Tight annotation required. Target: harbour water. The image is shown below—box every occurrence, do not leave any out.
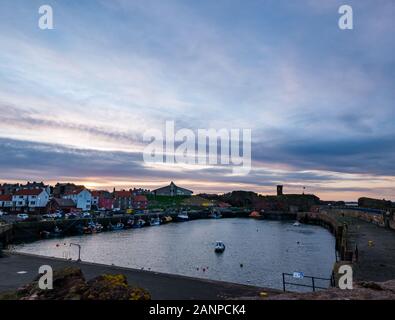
[14,218,336,291]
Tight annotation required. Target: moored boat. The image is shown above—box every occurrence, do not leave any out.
[125,219,134,228]
[150,217,161,226]
[209,209,222,219]
[40,226,63,238]
[132,218,145,228]
[162,216,173,223]
[177,210,189,222]
[214,241,226,253]
[249,211,262,219]
[108,222,124,231]
[86,221,103,233]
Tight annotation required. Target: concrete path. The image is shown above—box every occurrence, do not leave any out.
[0,253,278,300]
[344,217,395,282]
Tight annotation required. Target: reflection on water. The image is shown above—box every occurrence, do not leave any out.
[15,218,336,291]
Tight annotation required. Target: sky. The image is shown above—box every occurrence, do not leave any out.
[0,0,394,201]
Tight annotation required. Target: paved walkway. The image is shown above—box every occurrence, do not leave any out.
[0,253,278,300]
[344,216,395,282]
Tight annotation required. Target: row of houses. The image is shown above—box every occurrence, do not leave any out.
[0,181,194,214]
[0,187,148,214]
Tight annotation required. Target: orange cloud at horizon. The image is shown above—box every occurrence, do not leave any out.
[1,176,394,202]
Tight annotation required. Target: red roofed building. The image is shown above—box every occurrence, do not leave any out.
[0,194,13,210]
[133,195,148,210]
[113,190,133,210]
[12,188,50,213]
[91,190,113,210]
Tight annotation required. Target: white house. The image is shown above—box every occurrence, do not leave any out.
[62,188,92,211]
[12,189,50,211]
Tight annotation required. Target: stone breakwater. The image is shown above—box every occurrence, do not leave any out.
[266,279,395,300]
[298,208,395,284]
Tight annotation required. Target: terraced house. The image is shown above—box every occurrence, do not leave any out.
[0,194,13,211]
[11,189,50,213]
[113,190,133,210]
[62,188,92,211]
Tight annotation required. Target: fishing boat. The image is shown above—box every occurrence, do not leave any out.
[215,241,226,253]
[40,226,63,238]
[162,216,173,223]
[150,217,161,226]
[132,218,145,228]
[293,221,301,227]
[86,221,103,233]
[53,226,63,236]
[249,211,262,219]
[177,210,189,222]
[125,219,134,228]
[94,222,103,233]
[209,209,222,219]
[108,222,124,231]
[83,225,93,234]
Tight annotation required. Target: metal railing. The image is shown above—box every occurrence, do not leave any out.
[282,272,335,292]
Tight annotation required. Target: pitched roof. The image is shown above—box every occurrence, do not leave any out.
[114,191,132,198]
[63,188,88,196]
[0,195,12,201]
[91,191,101,197]
[153,181,193,193]
[13,189,44,196]
[52,198,76,207]
[134,195,147,202]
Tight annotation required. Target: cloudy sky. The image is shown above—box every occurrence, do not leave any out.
[0,0,394,200]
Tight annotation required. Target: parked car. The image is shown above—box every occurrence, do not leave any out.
[54,212,63,219]
[17,214,29,220]
[65,213,78,219]
[0,211,7,216]
[82,212,91,218]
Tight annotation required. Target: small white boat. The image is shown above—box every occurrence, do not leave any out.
[108,222,124,231]
[132,219,145,228]
[215,241,226,253]
[293,221,301,227]
[177,210,189,222]
[209,209,222,219]
[150,217,161,226]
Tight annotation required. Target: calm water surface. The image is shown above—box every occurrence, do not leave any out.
[15,218,336,290]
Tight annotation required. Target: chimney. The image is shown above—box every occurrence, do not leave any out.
[277,185,283,196]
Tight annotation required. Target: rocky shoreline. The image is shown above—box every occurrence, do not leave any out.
[0,267,150,300]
